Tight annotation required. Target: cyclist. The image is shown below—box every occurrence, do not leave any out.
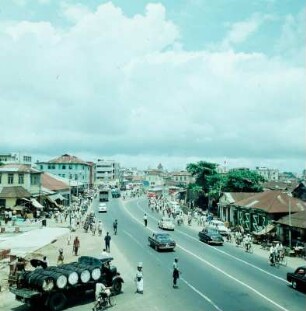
[244,234,252,252]
[269,244,277,266]
[276,241,284,261]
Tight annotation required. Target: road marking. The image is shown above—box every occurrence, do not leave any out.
[123,202,224,311]
[124,200,291,311]
[135,200,287,283]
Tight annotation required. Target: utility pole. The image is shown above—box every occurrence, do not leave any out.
[288,195,292,249]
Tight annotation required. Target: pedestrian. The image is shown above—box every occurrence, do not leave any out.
[172,258,180,288]
[143,213,148,227]
[42,256,49,269]
[135,262,144,294]
[104,232,111,252]
[57,248,64,265]
[113,219,118,235]
[73,236,80,256]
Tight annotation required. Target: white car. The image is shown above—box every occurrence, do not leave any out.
[158,217,175,231]
[98,203,107,213]
[206,220,229,236]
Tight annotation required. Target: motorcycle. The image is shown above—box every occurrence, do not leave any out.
[92,291,113,311]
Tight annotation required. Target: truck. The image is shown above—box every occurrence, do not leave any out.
[99,190,109,202]
[9,255,123,311]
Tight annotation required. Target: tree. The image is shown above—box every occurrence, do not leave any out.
[224,169,265,192]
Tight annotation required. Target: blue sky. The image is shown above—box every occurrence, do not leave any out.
[0,0,305,172]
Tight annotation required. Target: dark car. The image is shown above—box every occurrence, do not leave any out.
[287,266,306,291]
[198,228,224,245]
[148,232,176,251]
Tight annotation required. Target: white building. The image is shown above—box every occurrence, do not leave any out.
[96,159,120,185]
[255,167,279,181]
[0,152,32,165]
[36,154,91,189]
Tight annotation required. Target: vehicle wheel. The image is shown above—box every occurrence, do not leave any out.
[292,280,298,290]
[48,292,67,311]
[112,279,122,294]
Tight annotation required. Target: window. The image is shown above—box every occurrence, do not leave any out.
[69,165,72,169]
[8,174,14,184]
[30,174,39,185]
[0,174,2,184]
[62,165,66,169]
[18,174,24,184]
[40,165,43,170]
[52,165,55,169]
[48,165,51,169]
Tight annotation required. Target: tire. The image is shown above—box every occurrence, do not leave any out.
[292,280,298,290]
[112,279,122,294]
[48,292,67,311]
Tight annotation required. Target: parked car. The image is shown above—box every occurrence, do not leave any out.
[206,220,230,236]
[158,217,175,231]
[98,203,107,213]
[198,228,224,245]
[287,266,306,291]
[148,232,176,251]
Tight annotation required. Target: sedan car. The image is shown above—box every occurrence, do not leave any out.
[158,217,175,231]
[206,220,230,236]
[148,232,176,251]
[198,229,224,245]
[98,203,107,213]
[287,266,306,291]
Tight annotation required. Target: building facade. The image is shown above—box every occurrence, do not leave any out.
[96,159,120,185]
[0,152,32,165]
[255,167,279,181]
[36,154,91,190]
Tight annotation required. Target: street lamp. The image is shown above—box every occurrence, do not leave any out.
[288,195,292,249]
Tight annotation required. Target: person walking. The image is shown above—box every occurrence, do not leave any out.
[104,232,111,252]
[143,214,148,227]
[113,219,118,235]
[172,258,180,288]
[73,236,80,256]
[135,262,144,294]
[57,248,64,265]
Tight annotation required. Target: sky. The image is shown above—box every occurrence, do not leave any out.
[0,0,305,173]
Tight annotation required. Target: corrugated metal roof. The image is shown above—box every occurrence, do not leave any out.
[276,210,306,229]
[0,186,31,198]
[235,190,306,214]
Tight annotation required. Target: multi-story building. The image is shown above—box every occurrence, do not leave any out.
[255,167,279,181]
[36,154,91,190]
[170,171,194,186]
[0,152,32,165]
[96,159,120,185]
[144,169,165,188]
[0,164,42,208]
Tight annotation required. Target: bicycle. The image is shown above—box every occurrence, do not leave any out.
[245,243,253,253]
[277,251,287,266]
[92,291,115,311]
[269,253,280,268]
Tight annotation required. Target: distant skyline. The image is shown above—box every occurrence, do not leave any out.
[0,1,305,173]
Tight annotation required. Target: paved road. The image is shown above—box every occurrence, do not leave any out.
[1,195,305,311]
[98,196,306,311]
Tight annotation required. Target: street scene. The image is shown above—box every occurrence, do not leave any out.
[0,0,305,311]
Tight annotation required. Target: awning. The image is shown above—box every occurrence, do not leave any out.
[253,224,275,236]
[10,205,24,211]
[49,193,68,201]
[46,196,60,208]
[31,198,44,209]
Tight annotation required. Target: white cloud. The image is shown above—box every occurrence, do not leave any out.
[221,14,269,49]
[0,3,304,172]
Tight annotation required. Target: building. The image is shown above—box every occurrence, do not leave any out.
[36,154,91,192]
[0,164,43,212]
[0,152,32,165]
[170,171,194,186]
[96,159,120,185]
[255,167,279,181]
[144,169,165,188]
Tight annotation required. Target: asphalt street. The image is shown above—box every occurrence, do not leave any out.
[1,195,305,311]
[98,196,306,311]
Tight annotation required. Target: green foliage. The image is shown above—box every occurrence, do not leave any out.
[186,162,265,205]
[223,169,265,192]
